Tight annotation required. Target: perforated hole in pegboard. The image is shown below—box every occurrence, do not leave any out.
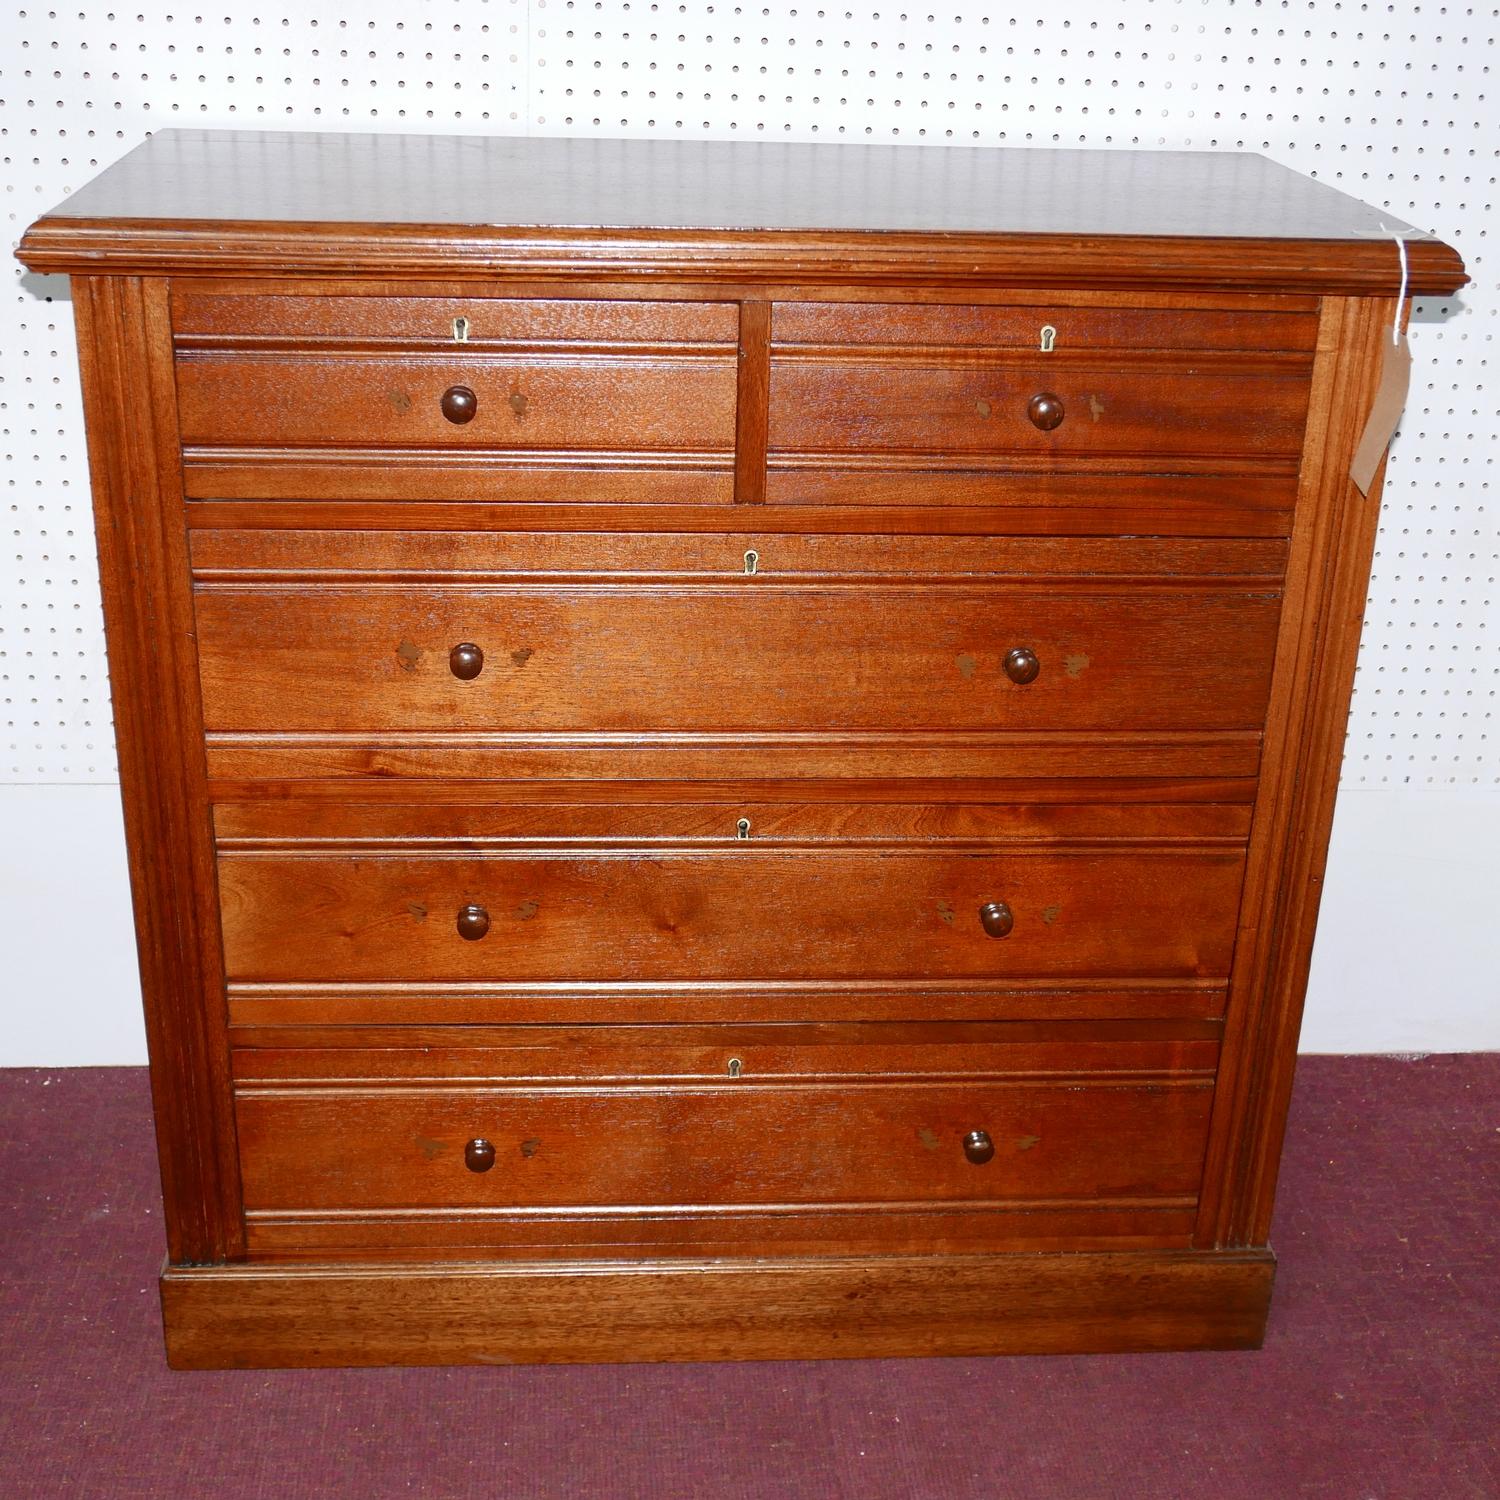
[2,1,1495,784]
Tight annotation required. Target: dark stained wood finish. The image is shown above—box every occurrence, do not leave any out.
[192,581,1282,736]
[21,130,1462,1368]
[437,385,478,426]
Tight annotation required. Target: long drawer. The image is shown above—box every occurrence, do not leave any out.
[232,1036,1217,1253]
[217,842,1245,986]
[193,580,1281,736]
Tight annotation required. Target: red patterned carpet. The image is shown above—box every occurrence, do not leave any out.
[1,1055,1496,1499]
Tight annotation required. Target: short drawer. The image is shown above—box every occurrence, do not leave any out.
[767,355,1311,465]
[176,352,736,452]
[172,293,739,503]
[766,299,1315,506]
[193,579,1281,736]
[171,292,740,348]
[233,1042,1216,1217]
[772,301,1319,355]
[216,843,1245,986]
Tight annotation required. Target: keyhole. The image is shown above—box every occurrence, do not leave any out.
[736,817,751,840]
[727,1057,743,1079]
[453,316,470,342]
[744,549,759,575]
[1039,324,1058,353]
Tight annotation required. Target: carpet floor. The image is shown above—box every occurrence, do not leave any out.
[1,1055,1495,1500]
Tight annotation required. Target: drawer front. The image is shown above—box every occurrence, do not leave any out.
[768,355,1311,464]
[171,292,740,348]
[235,1059,1215,1215]
[172,293,739,503]
[176,354,736,451]
[217,845,1245,985]
[214,796,1254,849]
[766,299,1314,507]
[771,301,1320,354]
[189,528,1290,583]
[194,582,1281,735]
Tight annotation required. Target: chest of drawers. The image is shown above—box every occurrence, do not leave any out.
[19,131,1465,1368]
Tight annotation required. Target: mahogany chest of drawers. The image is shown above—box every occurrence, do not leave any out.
[19,130,1465,1368]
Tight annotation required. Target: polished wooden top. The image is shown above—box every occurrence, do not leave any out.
[17,128,1465,293]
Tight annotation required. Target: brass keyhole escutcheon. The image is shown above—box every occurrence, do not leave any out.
[727,1057,744,1079]
[744,549,759,576]
[736,817,751,840]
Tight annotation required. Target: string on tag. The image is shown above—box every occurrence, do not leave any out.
[1381,224,1410,346]
[1350,229,1417,495]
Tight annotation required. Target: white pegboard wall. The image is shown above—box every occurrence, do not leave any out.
[2,1,1495,785]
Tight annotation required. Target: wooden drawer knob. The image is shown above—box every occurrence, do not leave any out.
[1003,646,1040,685]
[963,1130,996,1165]
[440,385,479,424]
[449,642,484,680]
[456,904,491,941]
[1027,392,1065,431]
[464,1138,496,1173]
[979,901,1014,939]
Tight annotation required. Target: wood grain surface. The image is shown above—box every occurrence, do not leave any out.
[216,843,1245,985]
[159,1249,1276,1367]
[176,353,736,451]
[18,129,1465,294]
[192,581,1282,735]
[234,1072,1213,1212]
[20,130,1463,1366]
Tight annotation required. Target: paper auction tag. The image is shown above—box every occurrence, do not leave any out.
[1350,335,1413,496]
